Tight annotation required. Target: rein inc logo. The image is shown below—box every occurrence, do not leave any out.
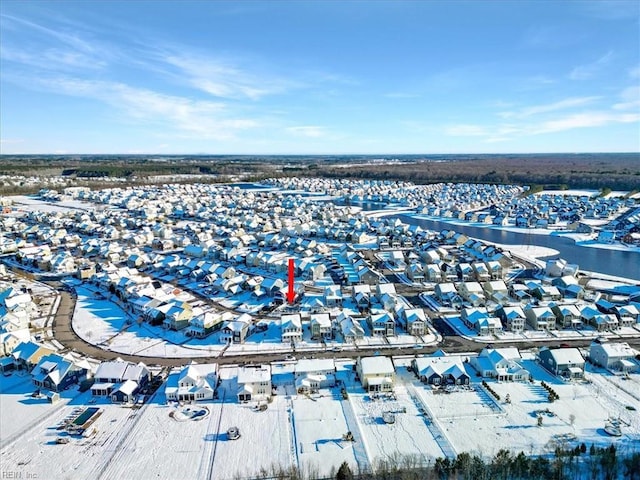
[2,472,38,479]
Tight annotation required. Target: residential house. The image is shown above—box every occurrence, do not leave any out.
[91,360,150,399]
[356,356,395,392]
[165,363,218,402]
[524,306,557,331]
[470,348,530,381]
[495,305,526,333]
[485,261,503,280]
[458,282,486,307]
[399,308,427,336]
[530,284,562,302]
[281,313,303,343]
[472,262,490,282]
[589,339,638,372]
[550,304,583,329]
[412,356,469,385]
[162,301,195,331]
[31,354,88,392]
[221,314,252,344]
[435,283,458,305]
[339,315,364,343]
[482,280,509,304]
[368,311,395,337]
[295,358,336,393]
[406,263,425,282]
[309,313,332,340]
[237,365,271,402]
[324,285,342,307]
[186,311,228,338]
[11,341,56,371]
[614,304,640,327]
[461,307,502,336]
[579,304,619,332]
[262,277,285,297]
[456,263,474,281]
[538,347,585,379]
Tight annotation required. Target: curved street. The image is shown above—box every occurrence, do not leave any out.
[50,287,640,368]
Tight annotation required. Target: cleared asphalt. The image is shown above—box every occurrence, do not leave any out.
[49,288,640,368]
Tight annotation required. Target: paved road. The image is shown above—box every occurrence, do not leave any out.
[26,273,640,367]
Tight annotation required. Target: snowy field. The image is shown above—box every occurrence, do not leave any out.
[411,360,640,459]
[292,394,358,477]
[72,286,435,360]
[0,373,80,445]
[2,363,639,479]
[9,195,96,213]
[347,385,447,465]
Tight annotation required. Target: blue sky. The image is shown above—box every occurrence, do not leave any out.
[1,1,639,154]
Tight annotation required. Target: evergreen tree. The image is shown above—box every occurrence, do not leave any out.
[336,461,354,480]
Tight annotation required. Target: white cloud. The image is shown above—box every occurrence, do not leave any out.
[41,77,259,139]
[533,111,639,134]
[499,96,601,119]
[613,86,640,111]
[160,53,297,100]
[286,126,327,138]
[569,51,614,80]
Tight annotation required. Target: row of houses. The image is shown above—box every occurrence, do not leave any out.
[460,298,640,337]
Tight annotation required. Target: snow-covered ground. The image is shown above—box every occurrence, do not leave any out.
[292,394,358,477]
[71,286,436,360]
[9,195,96,213]
[2,361,639,479]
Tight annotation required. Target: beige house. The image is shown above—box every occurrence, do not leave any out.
[356,356,395,392]
[237,365,272,402]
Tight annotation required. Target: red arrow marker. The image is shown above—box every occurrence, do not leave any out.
[287,258,296,304]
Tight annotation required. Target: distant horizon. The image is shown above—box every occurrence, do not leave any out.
[1,151,639,157]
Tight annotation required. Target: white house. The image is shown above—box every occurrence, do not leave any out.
[294,358,336,393]
[470,348,530,382]
[339,315,364,343]
[412,355,470,385]
[356,356,395,392]
[538,347,585,379]
[91,360,151,399]
[400,308,427,336]
[237,365,272,402]
[309,313,332,340]
[165,363,218,402]
[281,313,303,343]
[589,339,638,372]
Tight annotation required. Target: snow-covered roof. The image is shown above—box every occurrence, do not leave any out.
[237,365,271,384]
[593,342,637,359]
[295,358,335,375]
[114,379,138,396]
[359,356,395,376]
[95,361,129,380]
[544,347,584,365]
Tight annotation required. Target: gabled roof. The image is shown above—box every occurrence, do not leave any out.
[541,347,584,365]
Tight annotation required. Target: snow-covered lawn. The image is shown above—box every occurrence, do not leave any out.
[0,389,138,480]
[0,372,79,444]
[73,287,130,347]
[2,365,639,479]
[99,394,223,480]
[407,358,640,459]
[292,393,358,477]
[211,396,293,480]
[348,385,446,465]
